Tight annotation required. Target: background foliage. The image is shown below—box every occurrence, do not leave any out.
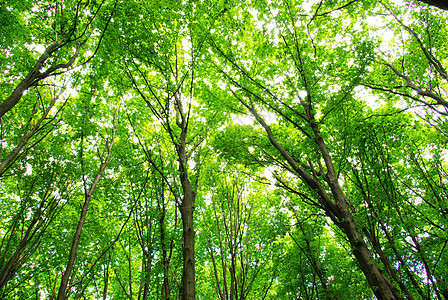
[1,0,447,299]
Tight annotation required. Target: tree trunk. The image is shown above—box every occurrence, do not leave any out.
[364,228,414,299]
[56,164,106,300]
[179,172,196,300]
[319,149,402,300]
[56,190,94,300]
[175,93,197,300]
[307,113,403,300]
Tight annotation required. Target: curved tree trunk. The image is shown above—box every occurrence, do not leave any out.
[246,101,403,300]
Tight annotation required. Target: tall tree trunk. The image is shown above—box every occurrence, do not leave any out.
[334,201,401,300]
[174,92,197,300]
[140,223,153,300]
[179,167,196,300]
[352,168,426,300]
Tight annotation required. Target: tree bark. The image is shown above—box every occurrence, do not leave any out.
[179,163,196,300]
[335,202,401,300]
[0,78,36,119]
[102,250,112,300]
[174,92,197,300]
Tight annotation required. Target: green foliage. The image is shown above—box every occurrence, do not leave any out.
[1,0,448,299]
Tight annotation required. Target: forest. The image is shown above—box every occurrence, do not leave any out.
[0,0,448,299]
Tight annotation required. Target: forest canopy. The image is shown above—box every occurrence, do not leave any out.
[1,0,448,299]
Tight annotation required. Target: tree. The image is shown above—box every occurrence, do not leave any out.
[207,0,403,297]
[198,169,278,300]
[98,1,228,298]
[206,0,448,298]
